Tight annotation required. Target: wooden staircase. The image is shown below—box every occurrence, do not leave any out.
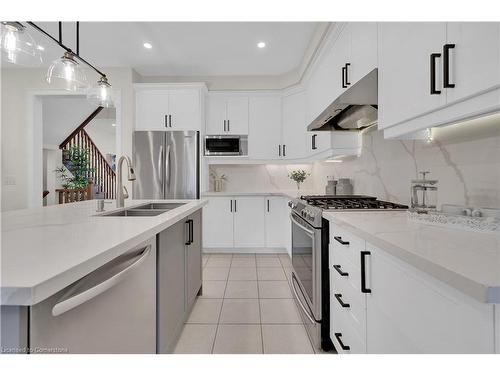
[59,107,116,199]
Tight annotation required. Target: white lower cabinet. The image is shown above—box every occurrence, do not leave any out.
[329,223,496,354]
[265,196,288,248]
[202,197,234,248]
[203,195,288,252]
[233,197,266,247]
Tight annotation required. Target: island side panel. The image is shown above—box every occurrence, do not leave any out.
[1,306,29,354]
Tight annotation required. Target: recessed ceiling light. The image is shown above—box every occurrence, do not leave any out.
[143,42,152,49]
[257,41,266,49]
[111,123,116,127]
[36,45,44,51]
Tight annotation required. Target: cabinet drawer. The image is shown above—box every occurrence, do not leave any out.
[331,269,366,340]
[331,294,366,354]
[330,244,361,292]
[330,225,365,267]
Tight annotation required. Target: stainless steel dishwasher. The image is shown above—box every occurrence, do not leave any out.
[28,239,156,354]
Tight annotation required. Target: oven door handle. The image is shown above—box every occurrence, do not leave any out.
[291,273,321,324]
[290,214,315,237]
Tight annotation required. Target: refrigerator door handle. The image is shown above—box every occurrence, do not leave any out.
[164,144,171,197]
[159,145,165,197]
[51,246,152,317]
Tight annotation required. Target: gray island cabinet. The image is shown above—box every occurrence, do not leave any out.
[157,210,202,353]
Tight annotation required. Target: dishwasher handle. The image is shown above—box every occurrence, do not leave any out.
[52,245,151,317]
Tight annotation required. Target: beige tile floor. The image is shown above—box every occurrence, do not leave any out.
[174,252,315,354]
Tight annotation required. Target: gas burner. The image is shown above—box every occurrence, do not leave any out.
[299,195,408,211]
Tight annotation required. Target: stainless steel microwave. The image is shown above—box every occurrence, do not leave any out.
[204,135,248,156]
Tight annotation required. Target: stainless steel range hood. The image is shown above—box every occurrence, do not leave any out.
[307,68,378,132]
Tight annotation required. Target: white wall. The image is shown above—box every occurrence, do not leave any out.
[1,67,134,211]
[42,95,96,147]
[86,119,117,156]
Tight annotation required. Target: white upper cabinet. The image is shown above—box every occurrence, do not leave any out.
[282,90,309,159]
[445,22,500,104]
[378,22,448,130]
[248,96,282,159]
[167,89,201,131]
[226,97,250,134]
[135,90,170,130]
[135,85,203,131]
[378,22,500,137]
[206,95,249,135]
[348,22,378,85]
[206,95,227,134]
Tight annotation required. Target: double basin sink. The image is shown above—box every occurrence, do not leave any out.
[101,202,186,217]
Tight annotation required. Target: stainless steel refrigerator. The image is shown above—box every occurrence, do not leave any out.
[133,131,200,199]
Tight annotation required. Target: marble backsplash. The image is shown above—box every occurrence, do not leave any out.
[208,114,500,208]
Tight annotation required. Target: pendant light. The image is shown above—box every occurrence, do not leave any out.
[1,21,42,66]
[87,75,114,108]
[46,51,88,91]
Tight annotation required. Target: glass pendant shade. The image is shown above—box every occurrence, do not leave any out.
[1,22,42,66]
[46,52,88,91]
[87,76,114,108]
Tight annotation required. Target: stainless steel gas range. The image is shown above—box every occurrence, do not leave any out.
[288,195,408,352]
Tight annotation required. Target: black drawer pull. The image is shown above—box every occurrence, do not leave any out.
[334,333,350,351]
[361,250,371,294]
[334,236,350,246]
[443,43,455,88]
[333,264,348,277]
[430,53,442,95]
[334,293,350,308]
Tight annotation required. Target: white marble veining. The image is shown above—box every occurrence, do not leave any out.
[1,199,207,306]
[323,211,500,303]
[208,118,500,209]
[201,189,318,199]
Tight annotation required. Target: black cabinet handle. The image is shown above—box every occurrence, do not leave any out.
[223,120,227,132]
[333,264,349,277]
[164,115,168,128]
[443,44,455,88]
[189,219,193,244]
[361,250,371,293]
[267,199,270,212]
[230,199,232,212]
[283,144,286,157]
[234,199,237,212]
[334,333,350,351]
[334,236,349,246]
[184,220,191,245]
[334,293,350,308]
[227,119,230,132]
[312,134,317,150]
[278,144,282,157]
[430,53,442,95]
[168,114,172,127]
[345,63,351,85]
[341,66,347,88]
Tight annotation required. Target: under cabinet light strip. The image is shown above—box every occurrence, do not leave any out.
[26,21,107,78]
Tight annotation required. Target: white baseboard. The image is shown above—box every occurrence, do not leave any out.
[203,247,287,254]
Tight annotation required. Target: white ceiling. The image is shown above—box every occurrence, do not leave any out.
[17,22,321,76]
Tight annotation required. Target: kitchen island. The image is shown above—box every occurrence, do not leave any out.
[1,199,207,353]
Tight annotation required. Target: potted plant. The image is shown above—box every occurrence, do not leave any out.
[288,169,310,191]
[55,146,94,189]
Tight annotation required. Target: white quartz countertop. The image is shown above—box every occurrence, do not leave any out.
[323,211,500,303]
[1,199,207,306]
[201,190,319,199]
